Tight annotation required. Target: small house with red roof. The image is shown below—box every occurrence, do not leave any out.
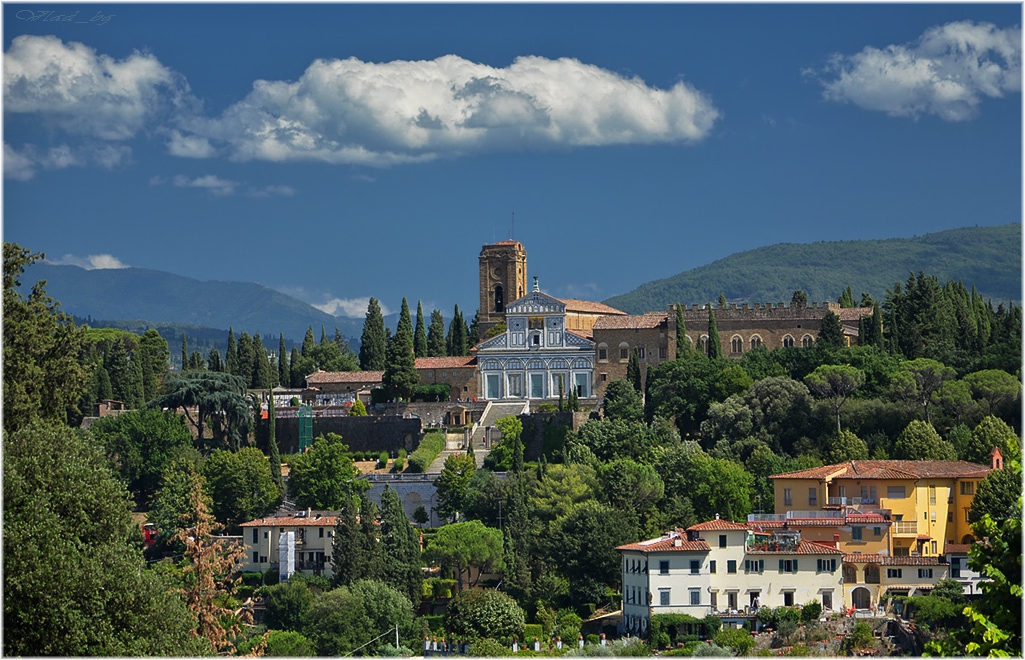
[241,510,339,580]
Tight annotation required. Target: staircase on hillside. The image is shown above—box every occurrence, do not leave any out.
[425,400,530,472]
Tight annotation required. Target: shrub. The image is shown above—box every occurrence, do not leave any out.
[445,589,525,640]
[586,634,600,645]
[413,384,452,402]
[408,433,447,472]
[845,622,874,652]
[801,599,822,622]
[264,629,316,656]
[523,624,543,642]
[349,399,368,416]
[713,626,755,655]
[687,641,733,657]
[653,632,671,650]
[264,567,280,586]
[398,448,408,459]
[776,619,799,643]
[241,571,264,587]
[377,451,389,469]
[469,638,509,657]
[786,645,812,656]
[393,456,405,472]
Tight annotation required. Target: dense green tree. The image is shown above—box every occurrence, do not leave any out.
[220,330,235,377]
[360,298,388,370]
[331,494,381,588]
[414,301,428,358]
[706,306,723,359]
[681,452,753,521]
[890,358,956,423]
[105,337,143,408]
[349,579,418,653]
[263,579,314,632]
[969,460,1022,525]
[147,451,207,547]
[427,520,505,592]
[964,369,1021,417]
[235,332,255,388]
[278,334,289,387]
[744,376,813,455]
[675,303,690,356]
[603,379,644,423]
[289,346,303,388]
[838,286,856,308]
[264,629,316,656]
[188,350,206,371]
[251,333,272,389]
[825,429,870,463]
[645,353,721,436]
[384,298,419,401]
[378,486,424,605]
[791,290,808,308]
[546,500,635,604]
[966,416,1021,466]
[207,346,222,372]
[436,452,477,521]
[468,308,481,347]
[529,463,599,524]
[267,394,284,497]
[447,304,469,357]
[181,334,189,372]
[305,587,373,656]
[932,380,979,428]
[149,371,252,452]
[138,328,170,402]
[599,458,664,535]
[445,588,525,640]
[817,311,844,348]
[4,422,207,656]
[804,364,865,432]
[427,309,447,357]
[90,408,194,507]
[892,420,957,461]
[287,433,368,509]
[202,447,280,532]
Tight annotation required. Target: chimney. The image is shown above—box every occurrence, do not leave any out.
[990,446,1004,470]
[833,533,840,549]
[715,513,720,520]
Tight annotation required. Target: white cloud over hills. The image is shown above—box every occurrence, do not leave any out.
[4,35,720,172]
[50,254,129,269]
[313,297,392,318]
[817,20,1021,121]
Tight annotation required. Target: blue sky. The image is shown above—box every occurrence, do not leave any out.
[4,3,1021,322]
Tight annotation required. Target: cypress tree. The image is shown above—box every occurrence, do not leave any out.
[706,306,723,359]
[675,303,689,357]
[252,333,271,389]
[208,347,222,372]
[226,328,238,375]
[105,339,134,403]
[236,332,254,387]
[180,334,188,372]
[278,334,289,387]
[267,394,284,498]
[301,326,316,358]
[414,301,428,358]
[359,298,387,371]
[870,302,884,348]
[447,305,468,357]
[627,348,642,392]
[839,286,856,308]
[128,351,145,408]
[289,346,302,388]
[383,298,418,401]
[818,311,844,348]
[332,494,382,588]
[428,310,447,357]
[96,364,113,401]
[379,486,424,605]
[188,351,205,371]
[791,290,808,308]
[468,309,481,347]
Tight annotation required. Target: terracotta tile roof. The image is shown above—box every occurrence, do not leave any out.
[771,460,991,481]
[414,356,476,369]
[687,519,749,532]
[306,370,383,384]
[944,543,972,555]
[559,299,627,315]
[592,312,668,330]
[618,534,711,553]
[842,553,943,566]
[845,514,890,524]
[747,540,843,555]
[837,308,874,321]
[242,513,339,527]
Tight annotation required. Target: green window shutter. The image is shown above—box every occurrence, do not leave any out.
[779,559,784,573]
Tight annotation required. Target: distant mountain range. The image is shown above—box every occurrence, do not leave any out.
[604,224,1021,314]
[21,224,1020,346]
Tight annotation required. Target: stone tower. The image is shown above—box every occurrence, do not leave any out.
[479,240,527,338]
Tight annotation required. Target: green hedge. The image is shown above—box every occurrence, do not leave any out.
[523,624,543,642]
[412,384,451,402]
[408,432,446,472]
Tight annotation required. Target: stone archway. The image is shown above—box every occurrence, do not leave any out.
[852,587,872,610]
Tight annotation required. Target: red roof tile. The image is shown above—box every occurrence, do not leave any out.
[559,299,627,315]
[306,370,383,384]
[837,308,874,321]
[771,460,990,481]
[414,356,476,369]
[618,534,711,553]
[592,312,669,330]
[944,543,972,555]
[687,519,749,532]
[842,553,943,566]
[747,540,843,555]
[242,513,339,527]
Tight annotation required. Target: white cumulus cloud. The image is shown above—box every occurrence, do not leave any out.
[173,173,238,195]
[314,297,392,318]
[180,54,719,166]
[51,253,129,269]
[4,34,192,139]
[817,20,1021,121]
[4,142,130,180]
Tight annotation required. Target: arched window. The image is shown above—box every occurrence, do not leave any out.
[699,335,709,354]
[843,564,857,584]
[731,336,743,354]
[782,335,795,348]
[750,335,762,350]
[802,334,814,348]
[597,342,608,362]
[494,285,504,313]
[619,342,630,360]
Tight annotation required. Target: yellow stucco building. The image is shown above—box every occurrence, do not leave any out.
[770,459,994,558]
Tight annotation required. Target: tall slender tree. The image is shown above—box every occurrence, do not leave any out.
[838,286,856,308]
[675,303,689,357]
[207,347,222,372]
[428,310,447,357]
[138,329,169,402]
[627,348,642,393]
[379,486,424,605]
[447,305,468,357]
[706,306,723,359]
[267,394,284,498]
[225,328,238,375]
[181,334,189,372]
[384,298,419,401]
[818,311,844,348]
[236,332,254,388]
[360,298,387,370]
[278,334,289,387]
[289,346,302,389]
[251,333,272,389]
[414,301,428,358]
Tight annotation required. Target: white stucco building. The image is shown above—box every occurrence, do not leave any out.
[475,279,596,402]
[240,510,338,579]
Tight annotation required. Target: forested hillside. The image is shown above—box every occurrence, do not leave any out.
[605,224,1021,314]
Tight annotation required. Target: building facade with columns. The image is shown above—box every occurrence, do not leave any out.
[475,279,596,402]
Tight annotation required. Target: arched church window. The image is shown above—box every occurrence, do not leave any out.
[750,335,762,350]
[494,285,504,313]
[782,335,795,348]
[802,334,814,348]
[731,336,743,353]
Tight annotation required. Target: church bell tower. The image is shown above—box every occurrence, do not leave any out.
[479,241,527,338]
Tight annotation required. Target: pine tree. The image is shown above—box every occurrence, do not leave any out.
[384,298,419,401]
[360,298,387,370]
[428,310,447,357]
[414,301,428,358]
[267,394,283,498]
[706,306,723,359]
[675,303,689,357]
[278,334,289,387]
[379,487,424,604]
[226,328,238,375]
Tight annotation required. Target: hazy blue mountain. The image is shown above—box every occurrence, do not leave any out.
[604,224,1021,314]
[22,263,371,344]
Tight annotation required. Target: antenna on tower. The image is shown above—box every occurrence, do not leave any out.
[511,212,515,241]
